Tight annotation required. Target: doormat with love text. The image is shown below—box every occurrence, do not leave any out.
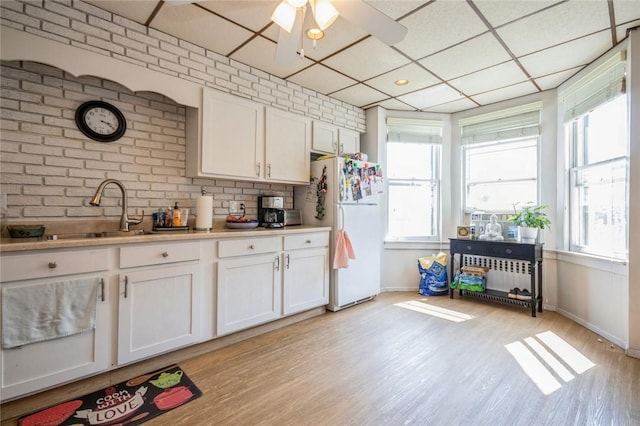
[19,364,201,426]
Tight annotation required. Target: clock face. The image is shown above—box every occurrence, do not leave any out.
[75,101,126,142]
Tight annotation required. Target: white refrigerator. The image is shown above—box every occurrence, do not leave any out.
[294,157,384,311]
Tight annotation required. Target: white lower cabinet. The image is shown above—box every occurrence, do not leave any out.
[217,253,281,335]
[0,248,110,401]
[216,236,282,335]
[117,242,201,365]
[283,233,330,315]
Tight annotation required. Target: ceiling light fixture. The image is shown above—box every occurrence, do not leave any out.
[395,79,409,86]
[272,0,339,47]
[271,1,298,33]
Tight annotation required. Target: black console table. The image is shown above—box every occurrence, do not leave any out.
[449,238,543,317]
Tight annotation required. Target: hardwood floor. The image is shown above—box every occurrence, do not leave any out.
[3,292,639,425]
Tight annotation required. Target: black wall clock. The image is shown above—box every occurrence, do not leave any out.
[75,100,126,142]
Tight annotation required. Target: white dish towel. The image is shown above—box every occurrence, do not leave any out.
[2,277,100,349]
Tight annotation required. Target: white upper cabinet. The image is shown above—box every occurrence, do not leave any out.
[265,108,311,184]
[187,88,311,184]
[188,88,264,181]
[311,120,360,155]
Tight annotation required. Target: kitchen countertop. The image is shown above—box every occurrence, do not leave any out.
[0,225,331,253]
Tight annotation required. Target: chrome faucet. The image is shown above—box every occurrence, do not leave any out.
[90,179,143,232]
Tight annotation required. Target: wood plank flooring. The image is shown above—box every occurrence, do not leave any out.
[3,292,639,425]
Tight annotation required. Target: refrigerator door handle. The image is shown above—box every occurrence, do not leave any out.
[338,205,346,230]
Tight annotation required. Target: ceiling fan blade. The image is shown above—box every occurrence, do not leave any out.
[274,9,304,64]
[162,0,198,5]
[332,0,408,45]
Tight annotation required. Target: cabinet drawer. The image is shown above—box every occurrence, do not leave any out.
[120,241,200,268]
[284,232,329,250]
[487,244,533,260]
[218,236,281,258]
[451,239,487,255]
[0,249,109,282]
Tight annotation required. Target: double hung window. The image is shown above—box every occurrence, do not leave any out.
[460,104,542,212]
[560,50,629,259]
[386,118,443,241]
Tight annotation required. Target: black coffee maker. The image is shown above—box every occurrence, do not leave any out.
[258,195,285,228]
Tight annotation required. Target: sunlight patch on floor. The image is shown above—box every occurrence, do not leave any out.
[506,331,596,395]
[394,300,473,322]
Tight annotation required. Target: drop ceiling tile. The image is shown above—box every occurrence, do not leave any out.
[321,37,411,81]
[231,36,314,79]
[419,32,511,81]
[363,1,430,20]
[473,0,559,28]
[84,0,157,25]
[394,1,488,59]
[365,63,440,97]
[449,61,528,96]
[614,1,640,23]
[288,64,357,95]
[534,66,583,91]
[496,1,611,57]
[519,31,611,79]
[396,84,463,109]
[368,98,417,111]
[471,81,539,106]
[152,3,253,56]
[330,84,388,107]
[424,97,478,114]
[197,0,279,32]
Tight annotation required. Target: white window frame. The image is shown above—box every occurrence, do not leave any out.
[560,50,629,260]
[385,118,443,242]
[460,103,542,214]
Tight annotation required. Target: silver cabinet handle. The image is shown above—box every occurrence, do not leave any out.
[249,244,255,249]
[124,276,128,298]
[286,253,290,269]
[275,256,280,271]
[162,251,169,258]
[506,249,512,254]
[48,261,57,269]
[100,277,105,302]
[267,163,271,178]
[305,240,311,244]
[256,163,261,177]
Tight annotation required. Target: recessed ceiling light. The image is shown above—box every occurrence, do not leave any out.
[395,79,409,86]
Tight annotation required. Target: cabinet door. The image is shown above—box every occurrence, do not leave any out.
[338,128,360,155]
[283,247,329,315]
[217,254,281,335]
[312,120,338,154]
[265,108,311,184]
[200,88,264,180]
[1,276,110,401]
[118,264,201,365]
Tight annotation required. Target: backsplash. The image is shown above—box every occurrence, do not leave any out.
[0,60,292,224]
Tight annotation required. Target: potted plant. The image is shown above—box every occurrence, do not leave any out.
[508,203,551,243]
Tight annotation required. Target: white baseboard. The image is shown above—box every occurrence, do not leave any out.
[380,286,417,293]
[626,348,640,359]
[556,308,627,350]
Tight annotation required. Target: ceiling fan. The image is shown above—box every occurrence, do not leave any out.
[162,0,408,64]
[270,0,408,63]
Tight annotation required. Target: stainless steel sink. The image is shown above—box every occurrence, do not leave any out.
[45,230,149,240]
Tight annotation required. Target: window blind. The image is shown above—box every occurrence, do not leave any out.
[386,117,443,144]
[559,50,627,123]
[459,103,541,145]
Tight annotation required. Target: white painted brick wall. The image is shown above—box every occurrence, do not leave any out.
[0,0,366,223]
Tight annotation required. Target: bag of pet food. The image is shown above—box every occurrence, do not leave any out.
[418,252,449,296]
